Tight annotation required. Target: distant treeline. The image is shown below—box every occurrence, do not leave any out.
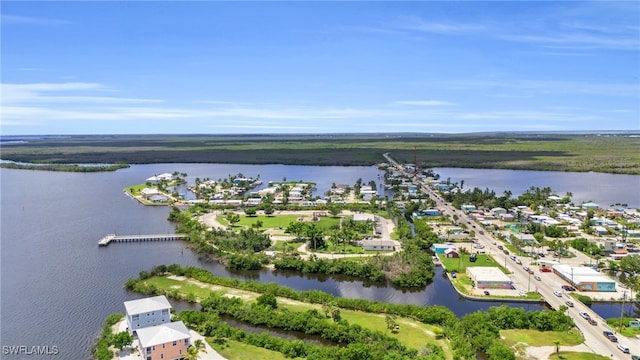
[0,163,129,172]
[2,133,639,174]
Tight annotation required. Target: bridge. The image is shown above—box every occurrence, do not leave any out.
[98,233,188,246]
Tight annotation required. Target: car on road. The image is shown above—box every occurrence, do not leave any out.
[534,275,541,281]
[538,253,545,258]
[503,250,509,255]
[527,268,534,274]
[631,354,639,360]
[617,344,630,353]
[566,301,574,307]
[540,268,552,272]
[515,258,522,265]
[519,290,526,296]
[523,266,529,271]
[603,331,618,342]
[562,285,576,291]
[554,291,562,297]
[484,290,490,296]
[579,311,590,319]
[497,245,504,250]
[588,318,598,326]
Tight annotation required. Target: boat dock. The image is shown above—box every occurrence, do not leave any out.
[98,234,188,246]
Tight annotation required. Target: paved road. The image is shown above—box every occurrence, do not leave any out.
[383,153,637,359]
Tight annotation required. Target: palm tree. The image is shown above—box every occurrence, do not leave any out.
[186,339,207,360]
[553,340,560,356]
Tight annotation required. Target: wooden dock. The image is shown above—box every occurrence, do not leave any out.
[98,234,187,246]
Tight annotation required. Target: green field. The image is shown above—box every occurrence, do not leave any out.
[499,329,583,348]
[2,133,639,174]
[234,214,341,231]
[439,253,507,273]
[140,275,452,357]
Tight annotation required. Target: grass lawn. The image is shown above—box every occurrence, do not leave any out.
[143,275,452,358]
[500,329,583,348]
[606,318,640,337]
[277,301,451,356]
[439,253,507,273]
[124,183,148,195]
[210,339,291,360]
[234,214,341,231]
[548,352,611,360]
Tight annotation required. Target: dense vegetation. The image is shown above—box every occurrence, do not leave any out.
[91,313,124,360]
[167,201,436,287]
[126,265,577,360]
[2,133,638,174]
[0,162,129,172]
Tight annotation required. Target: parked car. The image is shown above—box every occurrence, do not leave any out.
[534,275,541,281]
[528,268,534,274]
[540,268,552,272]
[484,290,490,295]
[562,285,576,291]
[566,301,574,307]
[579,311,590,319]
[519,290,526,297]
[617,344,630,353]
[554,291,563,297]
[451,272,457,278]
[538,253,545,258]
[523,266,530,271]
[631,354,639,360]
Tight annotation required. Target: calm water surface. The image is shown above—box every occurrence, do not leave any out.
[1,164,637,359]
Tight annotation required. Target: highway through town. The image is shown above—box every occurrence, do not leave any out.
[383,153,637,359]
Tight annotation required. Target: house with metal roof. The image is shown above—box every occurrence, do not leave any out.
[137,321,191,360]
[124,295,172,334]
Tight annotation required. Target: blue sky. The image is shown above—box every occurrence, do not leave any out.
[1,1,638,135]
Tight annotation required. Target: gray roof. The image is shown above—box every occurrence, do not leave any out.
[137,321,191,348]
[124,295,171,315]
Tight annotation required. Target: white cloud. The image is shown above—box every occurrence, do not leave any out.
[2,82,162,104]
[1,14,71,25]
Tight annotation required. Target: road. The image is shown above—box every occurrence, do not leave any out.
[383,153,636,359]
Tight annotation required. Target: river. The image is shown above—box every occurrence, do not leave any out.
[1,164,637,359]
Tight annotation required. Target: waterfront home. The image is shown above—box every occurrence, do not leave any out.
[431,243,457,255]
[124,295,172,334]
[146,173,174,184]
[467,267,512,289]
[245,197,262,206]
[137,320,191,360]
[141,188,162,200]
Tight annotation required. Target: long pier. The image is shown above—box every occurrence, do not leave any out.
[98,234,188,246]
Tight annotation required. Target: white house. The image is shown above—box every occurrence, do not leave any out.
[146,173,174,184]
[361,240,399,251]
[141,188,161,200]
[124,295,172,334]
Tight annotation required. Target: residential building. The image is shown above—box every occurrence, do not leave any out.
[137,321,191,360]
[124,295,172,334]
[360,240,399,251]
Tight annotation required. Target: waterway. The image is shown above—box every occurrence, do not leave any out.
[1,164,637,359]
